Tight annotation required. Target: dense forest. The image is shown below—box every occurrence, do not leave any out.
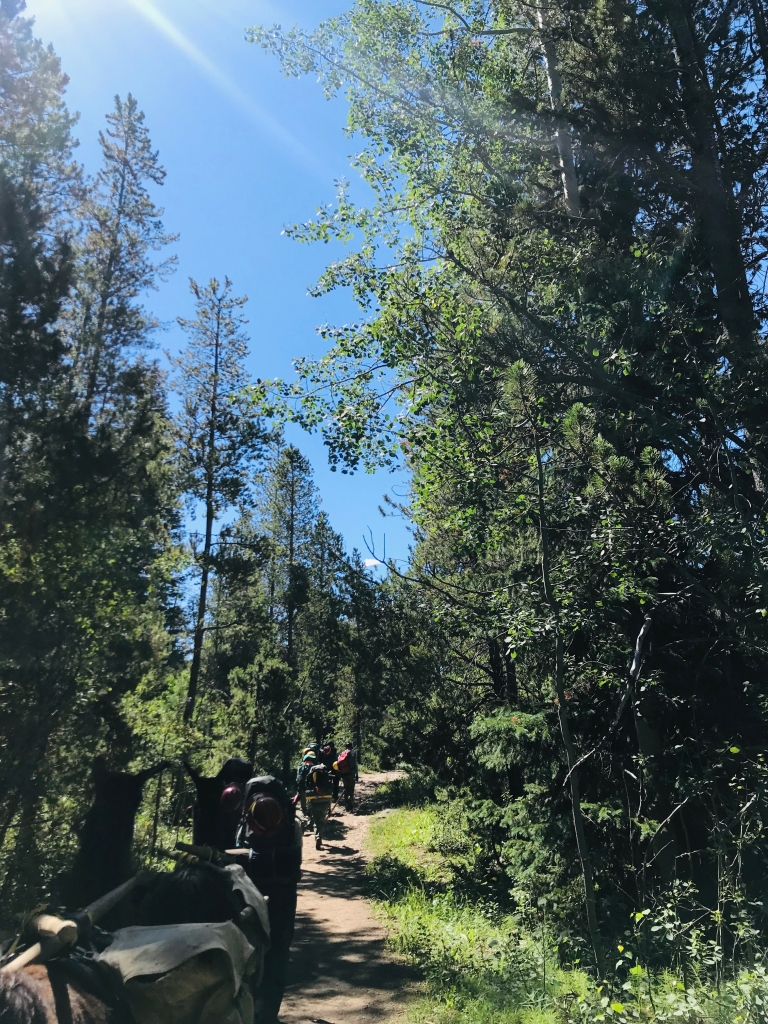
[5,0,768,1005]
[0,0,402,915]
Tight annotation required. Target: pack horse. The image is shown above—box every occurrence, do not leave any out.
[0,757,293,1024]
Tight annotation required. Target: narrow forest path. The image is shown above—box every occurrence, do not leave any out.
[280,772,421,1024]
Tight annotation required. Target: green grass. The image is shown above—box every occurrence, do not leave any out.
[367,808,450,885]
[366,804,569,1024]
[365,801,768,1024]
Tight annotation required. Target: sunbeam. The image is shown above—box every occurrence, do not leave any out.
[125,0,331,179]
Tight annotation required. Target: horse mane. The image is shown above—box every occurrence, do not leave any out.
[0,970,48,1024]
[137,861,240,926]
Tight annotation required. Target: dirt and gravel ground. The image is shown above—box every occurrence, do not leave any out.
[279,772,421,1024]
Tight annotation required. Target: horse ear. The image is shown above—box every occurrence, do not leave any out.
[92,755,107,789]
[137,761,168,784]
[183,760,202,784]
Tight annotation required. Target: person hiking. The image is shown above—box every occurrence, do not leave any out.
[320,741,339,800]
[236,775,303,1024]
[335,742,358,811]
[301,759,334,849]
[187,759,303,1024]
[296,750,318,815]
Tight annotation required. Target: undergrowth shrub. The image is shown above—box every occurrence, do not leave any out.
[367,803,768,1024]
[375,770,438,807]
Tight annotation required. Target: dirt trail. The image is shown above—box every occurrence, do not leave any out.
[280,772,421,1024]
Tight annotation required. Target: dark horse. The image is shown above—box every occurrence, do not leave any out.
[0,760,258,1024]
[58,756,167,916]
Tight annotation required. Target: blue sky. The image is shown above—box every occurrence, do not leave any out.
[25,0,412,568]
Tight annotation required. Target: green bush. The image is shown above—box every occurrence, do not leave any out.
[367,803,768,1024]
[373,771,439,808]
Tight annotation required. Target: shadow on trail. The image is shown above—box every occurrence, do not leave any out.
[287,913,416,996]
[300,818,369,900]
[284,805,421,1021]
[318,817,351,843]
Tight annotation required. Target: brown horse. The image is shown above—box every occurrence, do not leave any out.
[0,758,256,1024]
[0,860,254,1023]
[0,964,123,1024]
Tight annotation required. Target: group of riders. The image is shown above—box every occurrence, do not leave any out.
[295,740,359,849]
[193,740,358,1013]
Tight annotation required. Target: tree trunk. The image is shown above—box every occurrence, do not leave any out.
[664,0,756,358]
[488,636,518,705]
[183,300,222,723]
[624,616,679,883]
[533,426,605,977]
[536,7,580,216]
[286,465,296,669]
[0,793,20,857]
[750,0,768,82]
[85,151,129,416]
[633,704,679,883]
[149,765,164,857]
[503,644,518,705]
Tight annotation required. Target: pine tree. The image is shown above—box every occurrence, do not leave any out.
[199,510,294,775]
[258,446,319,670]
[0,73,180,911]
[297,511,347,743]
[0,8,77,876]
[173,277,268,722]
[66,93,177,421]
[0,3,79,221]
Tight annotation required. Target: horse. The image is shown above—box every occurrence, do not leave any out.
[59,757,167,916]
[0,760,260,1024]
[0,860,257,1024]
[0,963,118,1024]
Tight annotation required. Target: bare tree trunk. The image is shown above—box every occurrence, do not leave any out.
[533,427,605,977]
[537,7,580,216]
[633,702,678,883]
[616,617,679,883]
[665,0,756,357]
[286,465,296,669]
[185,531,212,723]
[150,764,164,857]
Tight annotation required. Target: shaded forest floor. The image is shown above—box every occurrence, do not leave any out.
[281,772,422,1024]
